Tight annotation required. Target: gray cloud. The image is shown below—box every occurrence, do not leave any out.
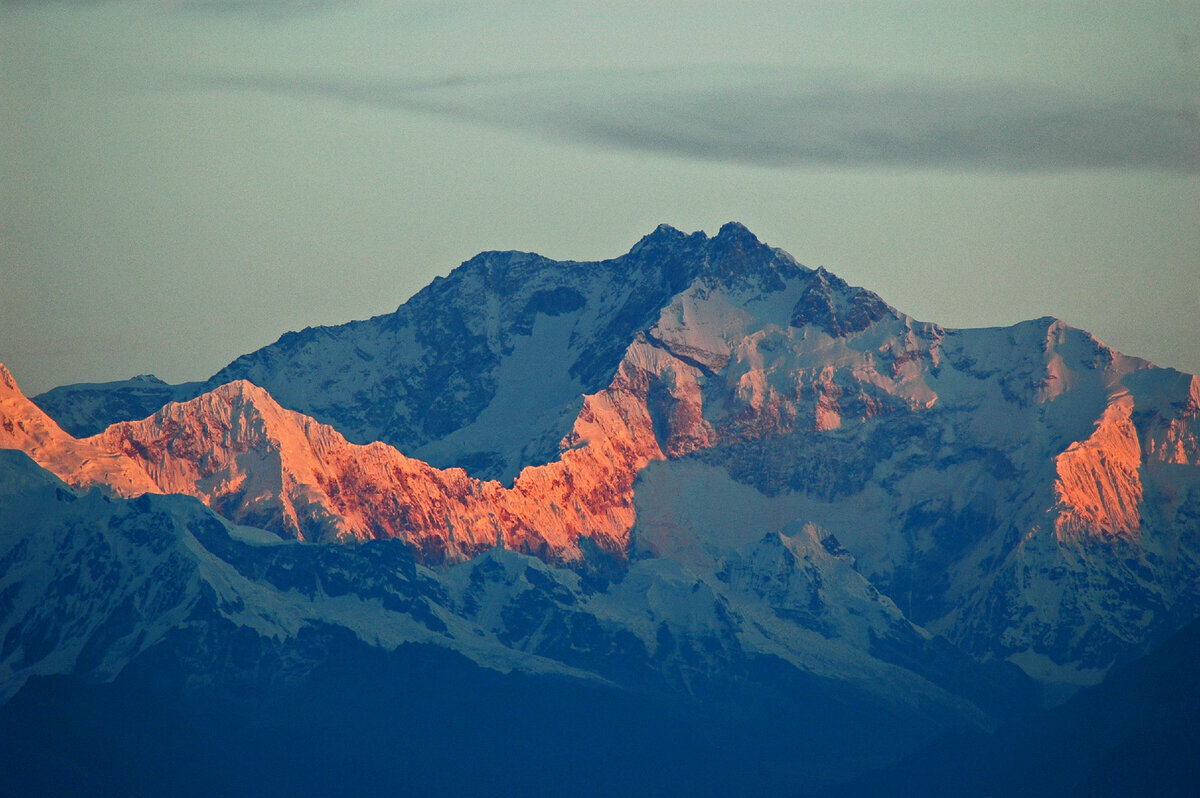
[185,67,1200,173]
[177,0,353,17]
[0,1,111,6]
[1,0,350,14]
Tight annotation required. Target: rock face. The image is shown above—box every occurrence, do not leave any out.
[1053,393,1145,541]
[3,224,1200,792]
[87,376,660,562]
[0,364,158,497]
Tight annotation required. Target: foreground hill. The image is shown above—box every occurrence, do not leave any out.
[822,614,1200,797]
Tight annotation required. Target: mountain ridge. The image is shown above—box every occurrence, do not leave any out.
[9,225,1200,691]
[2,222,1199,792]
[31,222,811,482]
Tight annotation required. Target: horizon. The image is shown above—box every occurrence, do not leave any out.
[3,1,1198,396]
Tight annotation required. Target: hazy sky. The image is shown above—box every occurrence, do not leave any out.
[2,1,1198,396]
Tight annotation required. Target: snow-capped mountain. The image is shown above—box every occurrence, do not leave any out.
[0,364,158,497]
[4,223,1200,793]
[0,447,1030,796]
[35,224,817,484]
[30,374,203,443]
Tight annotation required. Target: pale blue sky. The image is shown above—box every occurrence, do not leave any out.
[2,1,1198,395]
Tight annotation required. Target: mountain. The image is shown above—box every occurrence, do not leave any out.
[0,449,1026,796]
[23,223,1200,689]
[90,375,653,562]
[35,223,794,484]
[4,223,1200,793]
[0,364,158,497]
[823,614,1200,797]
[30,374,204,443]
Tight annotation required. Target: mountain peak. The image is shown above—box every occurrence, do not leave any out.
[208,378,273,405]
[651,222,687,238]
[0,363,17,394]
[628,222,703,256]
[714,220,758,243]
[633,221,764,252]
[701,222,800,288]
[790,266,895,337]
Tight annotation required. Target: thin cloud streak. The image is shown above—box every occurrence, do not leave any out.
[1,0,351,14]
[186,67,1200,173]
[177,0,354,17]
